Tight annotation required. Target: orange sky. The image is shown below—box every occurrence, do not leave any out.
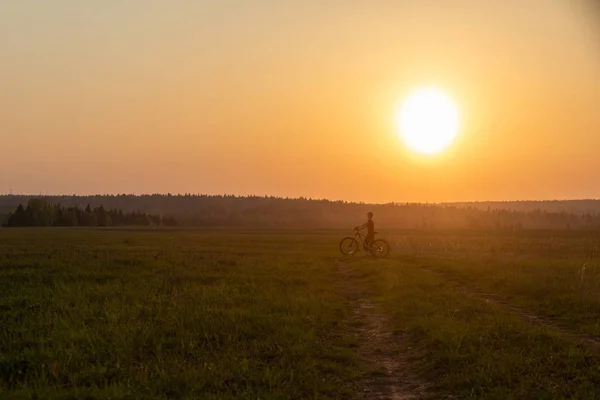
[1,1,599,203]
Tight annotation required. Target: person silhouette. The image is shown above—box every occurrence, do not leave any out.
[355,212,375,248]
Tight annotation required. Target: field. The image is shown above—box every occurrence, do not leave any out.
[2,228,600,399]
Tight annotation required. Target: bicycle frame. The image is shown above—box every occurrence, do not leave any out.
[354,230,371,249]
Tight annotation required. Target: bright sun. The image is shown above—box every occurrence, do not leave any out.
[397,87,460,155]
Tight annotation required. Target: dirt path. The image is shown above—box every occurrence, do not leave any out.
[335,260,428,399]
[419,265,600,353]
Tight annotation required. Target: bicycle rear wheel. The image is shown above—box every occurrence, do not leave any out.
[370,239,390,258]
[339,237,359,256]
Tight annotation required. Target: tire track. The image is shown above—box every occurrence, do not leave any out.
[335,261,429,399]
[419,265,600,353]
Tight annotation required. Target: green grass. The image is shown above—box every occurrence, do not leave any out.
[386,231,600,336]
[4,228,600,399]
[351,257,600,399]
[0,229,357,399]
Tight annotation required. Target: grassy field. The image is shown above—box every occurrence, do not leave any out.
[0,229,358,399]
[2,228,600,399]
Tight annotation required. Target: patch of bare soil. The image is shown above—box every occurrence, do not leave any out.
[419,265,600,353]
[335,260,429,399]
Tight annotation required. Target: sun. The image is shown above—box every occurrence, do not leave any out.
[396,87,460,155]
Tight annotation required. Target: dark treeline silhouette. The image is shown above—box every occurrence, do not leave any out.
[445,200,600,215]
[2,195,600,230]
[3,198,178,228]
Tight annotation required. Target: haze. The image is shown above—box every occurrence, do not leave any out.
[2,1,599,203]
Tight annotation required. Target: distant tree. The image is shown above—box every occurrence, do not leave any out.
[150,214,161,226]
[95,206,111,227]
[54,207,79,226]
[6,204,27,227]
[77,208,97,227]
[4,199,162,228]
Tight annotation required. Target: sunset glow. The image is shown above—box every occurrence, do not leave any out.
[397,88,460,155]
[1,1,600,202]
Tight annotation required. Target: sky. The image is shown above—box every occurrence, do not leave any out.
[1,1,600,203]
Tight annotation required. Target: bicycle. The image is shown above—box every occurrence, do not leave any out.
[339,229,390,258]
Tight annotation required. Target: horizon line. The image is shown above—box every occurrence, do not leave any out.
[1,193,599,205]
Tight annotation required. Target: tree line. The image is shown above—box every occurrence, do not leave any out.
[3,198,178,227]
[2,194,600,230]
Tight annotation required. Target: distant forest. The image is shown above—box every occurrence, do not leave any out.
[0,194,600,230]
[2,195,600,230]
[3,198,178,228]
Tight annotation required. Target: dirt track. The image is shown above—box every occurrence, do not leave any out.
[335,260,428,399]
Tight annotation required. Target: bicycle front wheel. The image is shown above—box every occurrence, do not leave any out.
[339,237,359,256]
[370,239,390,258]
